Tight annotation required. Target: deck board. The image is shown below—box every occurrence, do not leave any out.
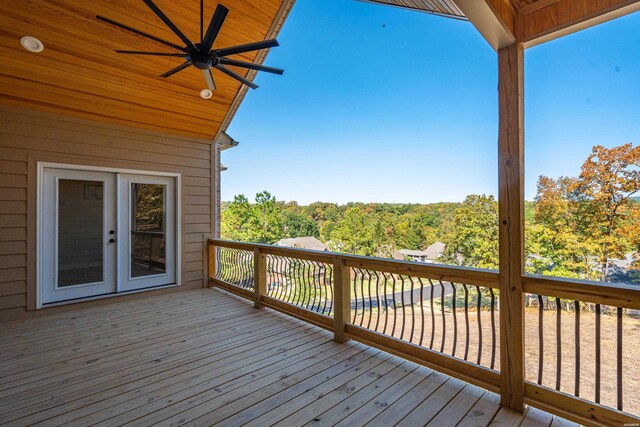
[0,287,572,426]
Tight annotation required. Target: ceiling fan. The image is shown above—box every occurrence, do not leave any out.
[96,0,283,91]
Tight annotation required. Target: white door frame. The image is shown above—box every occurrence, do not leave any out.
[37,162,182,308]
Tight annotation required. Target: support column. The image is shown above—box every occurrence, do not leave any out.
[498,42,526,412]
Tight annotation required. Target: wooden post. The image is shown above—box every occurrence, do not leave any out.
[206,238,216,287]
[498,42,526,412]
[254,248,266,308]
[333,256,351,343]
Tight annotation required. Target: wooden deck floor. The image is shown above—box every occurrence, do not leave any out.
[0,288,577,427]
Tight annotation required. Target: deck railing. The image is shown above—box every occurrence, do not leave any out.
[207,238,640,426]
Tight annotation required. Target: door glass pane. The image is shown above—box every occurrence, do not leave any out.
[58,179,104,287]
[131,183,166,278]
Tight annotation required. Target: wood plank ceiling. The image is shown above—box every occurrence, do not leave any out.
[0,0,289,139]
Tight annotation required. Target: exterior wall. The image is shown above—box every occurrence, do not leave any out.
[0,106,216,322]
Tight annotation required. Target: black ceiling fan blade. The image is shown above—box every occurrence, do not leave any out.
[214,64,258,89]
[218,58,284,75]
[97,15,184,51]
[143,0,197,50]
[200,0,204,41]
[203,4,229,48]
[161,60,193,78]
[115,50,187,57]
[203,68,216,91]
[215,39,279,57]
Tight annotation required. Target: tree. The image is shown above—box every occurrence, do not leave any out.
[440,195,499,269]
[249,191,283,244]
[282,209,319,238]
[525,176,595,278]
[220,194,253,241]
[329,207,386,256]
[569,144,640,280]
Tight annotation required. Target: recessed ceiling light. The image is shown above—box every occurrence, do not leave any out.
[200,89,213,99]
[20,36,44,53]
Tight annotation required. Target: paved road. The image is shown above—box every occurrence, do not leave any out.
[351,281,454,310]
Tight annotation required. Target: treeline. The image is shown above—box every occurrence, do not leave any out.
[222,144,640,283]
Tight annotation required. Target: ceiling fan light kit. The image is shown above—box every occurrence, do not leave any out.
[97,0,284,93]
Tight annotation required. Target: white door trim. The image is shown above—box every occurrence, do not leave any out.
[37,162,182,309]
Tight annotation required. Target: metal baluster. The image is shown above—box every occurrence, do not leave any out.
[476,285,483,365]
[617,307,623,411]
[595,303,601,404]
[440,280,446,353]
[452,282,457,357]
[391,274,398,338]
[374,270,382,332]
[409,276,415,344]
[352,269,359,324]
[226,249,234,284]
[312,261,319,310]
[231,249,238,284]
[293,259,304,306]
[243,250,250,288]
[575,300,580,397]
[429,278,435,350]
[463,284,470,361]
[538,294,544,385]
[359,269,366,327]
[382,273,390,336]
[286,258,296,304]
[366,270,374,330]
[490,288,496,370]
[303,261,312,310]
[221,248,229,282]
[556,297,562,391]
[217,248,224,281]
[321,263,329,315]
[327,264,334,316]
[277,257,287,301]
[231,249,238,285]
[400,276,406,341]
[419,278,425,347]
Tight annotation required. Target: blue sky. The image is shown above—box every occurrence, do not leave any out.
[223,0,640,204]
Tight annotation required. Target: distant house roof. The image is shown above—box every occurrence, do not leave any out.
[399,249,430,257]
[424,242,446,260]
[399,242,445,260]
[275,236,328,252]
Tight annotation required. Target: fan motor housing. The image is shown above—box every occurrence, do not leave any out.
[188,43,219,70]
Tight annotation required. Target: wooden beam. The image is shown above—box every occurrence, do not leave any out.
[521,0,640,47]
[498,42,525,412]
[451,0,516,50]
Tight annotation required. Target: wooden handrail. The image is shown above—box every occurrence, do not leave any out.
[208,238,499,288]
[523,274,640,310]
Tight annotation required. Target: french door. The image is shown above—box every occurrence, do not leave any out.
[41,167,177,305]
